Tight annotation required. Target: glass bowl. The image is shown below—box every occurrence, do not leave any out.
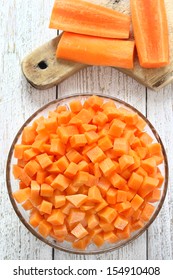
[6,94,168,254]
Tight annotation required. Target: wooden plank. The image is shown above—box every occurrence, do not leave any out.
[0,0,56,260]
[22,0,173,91]
[146,85,173,259]
[54,66,147,260]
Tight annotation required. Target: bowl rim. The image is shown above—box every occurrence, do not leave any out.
[6,93,169,255]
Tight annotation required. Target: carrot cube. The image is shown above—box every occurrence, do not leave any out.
[56,155,69,172]
[109,119,126,137]
[140,203,155,221]
[47,209,65,225]
[64,162,78,178]
[128,172,143,191]
[87,214,99,229]
[70,134,87,148]
[131,194,144,211]
[24,159,40,178]
[36,153,53,169]
[138,176,159,198]
[71,223,88,239]
[50,138,65,155]
[99,157,116,177]
[39,200,53,214]
[85,130,99,144]
[109,172,127,189]
[116,190,128,203]
[38,219,52,237]
[66,148,83,163]
[13,187,31,203]
[54,195,66,208]
[40,183,54,197]
[66,194,87,207]
[106,188,117,204]
[88,186,103,203]
[93,233,104,247]
[29,210,43,228]
[113,138,129,156]
[114,215,128,230]
[98,135,113,151]
[51,174,71,191]
[119,155,134,172]
[86,146,106,163]
[98,206,117,223]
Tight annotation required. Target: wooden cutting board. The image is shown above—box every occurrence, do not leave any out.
[22,0,173,91]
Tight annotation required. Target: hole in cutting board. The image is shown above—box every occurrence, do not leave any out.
[37,60,48,69]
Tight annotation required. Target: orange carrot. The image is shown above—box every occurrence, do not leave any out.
[57,32,134,69]
[71,223,88,239]
[50,0,130,39]
[131,0,169,68]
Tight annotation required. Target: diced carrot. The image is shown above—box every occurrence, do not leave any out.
[14,144,31,159]
[132,220,144,231]
[72,171,89,188]
[88,186,102,203]
[39,200,53,214]
[95,199,108,212]
[119,155,134,172]
[138,176,159,198]
[36,170,47,185]
[141,157,157,174]
[99,157,116,177]
[98,135,113,152]
[93,233,104,247]
[86,146,106,163]
[131,194,144,211]
[116,224,130,239]
[99,220,114,233]
[113,138,129,156]
[19,181,27,189]
[53,224,68,237]
[63,162,78,178]
[23,148,39,161]
[109,172,127,189]
[36,153,52,169]
[51,174,71,191]
[70,134,87,148]
[13,187,31,203]
[87,214,99,229]
[71,108,93,124]
[40,183,54,197]
[80,124,97,133]
[71,223,88,239]
[13,165,23,179]
[93,163,102,178]
[98,206,117,223]
[66,148,83,163]
[106,188,117,205]
[22,126,36,144]
[128,172,143,191]
[24,159,40,178]
[127,189,136,202]
[38,219,52,238]
[92,112,108,126]
[66,194,88,207]
[140,203,155,221]
[54,195,66,208]
[109,119,126,138]
[56,155,69,172]
[139,132,153,147]
[29,210,43,228]
[58,111,71,125]
[114,215,128,230]
[85,131,99,145]
[97,177,111,197]
[146,189,161,203]
[47,209,65,225]
[135,167,148,177]
[72,236,91,250]
[115,201,131,213]
[134,147,148,160]
[116,190,128,203]
[104,231,119,243]
[44,174,56,185]
[50,138,65,155]
[85,95,104,110]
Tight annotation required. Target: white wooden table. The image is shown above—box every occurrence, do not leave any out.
[0,0,173,260]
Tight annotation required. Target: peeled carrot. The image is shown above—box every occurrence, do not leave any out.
[50,0,130,39]
[131,0,169,68]
[57,32,135,69]
[12,95,165,250]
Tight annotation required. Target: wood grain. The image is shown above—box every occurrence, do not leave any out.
[22,0,173,91]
